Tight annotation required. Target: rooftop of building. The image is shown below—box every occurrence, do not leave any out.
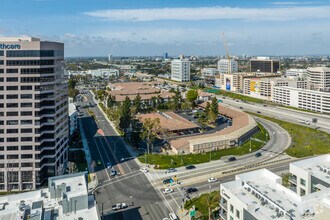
[170,103,256,149]
[274,86,330,95]
[221,168,330,220]
[137,111,199,132]
[307,66,330,72]
[0,36,40,42]
[69,102,77,116]
[290,154,330,184]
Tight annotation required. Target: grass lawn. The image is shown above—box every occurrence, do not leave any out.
[184,190,220,220]
[137,123,268,169]
[248,112,330,157]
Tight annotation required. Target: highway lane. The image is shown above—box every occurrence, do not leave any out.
[79,94,172,220]
[215,95,330,133]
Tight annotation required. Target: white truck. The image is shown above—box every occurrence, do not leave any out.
[112,203,128,211]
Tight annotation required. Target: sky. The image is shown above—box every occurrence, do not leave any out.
[0,0,330,57]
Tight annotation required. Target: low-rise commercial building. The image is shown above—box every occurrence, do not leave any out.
[0,172,99,220]
[219,155,330,220]
[218,59,238,74]
[250,57,280,73]
[202,68,218,78]
[170,104,258,154]
[88,68,119,78]
[272,87,330,114]
[285,68,308,79]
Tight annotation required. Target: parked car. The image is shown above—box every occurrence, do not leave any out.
[166,168,177,173]
[112,203,128,211]
[186,187,198,194]
[163,178,173,184]
[208,177,218,183]
[169,213,178,220]
[110,168,117,176]
[186,165,196,170]
[162,188,174,194]
[228,157,236,162]
[255,152,262,157]
[97,159,102,166]
[106,162,112,169]
[304,120,310,125]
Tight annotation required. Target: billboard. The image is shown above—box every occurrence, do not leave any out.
[250,81,261,96]
[226,78,231,90]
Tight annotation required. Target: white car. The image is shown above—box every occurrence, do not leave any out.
[163,218,170,220]
[140,167,149,173]
[208,177,218,183]
[162,188,174,194]
[169,213,178,220]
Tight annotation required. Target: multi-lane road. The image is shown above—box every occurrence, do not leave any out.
[214,95,330,133]
[76,89,325,219]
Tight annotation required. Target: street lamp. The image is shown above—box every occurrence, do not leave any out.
[209,147,215,162]
[249,138,252,152]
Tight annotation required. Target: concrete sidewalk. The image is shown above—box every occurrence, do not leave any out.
[88,173,98,193]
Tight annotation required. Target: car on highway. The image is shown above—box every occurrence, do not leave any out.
[166,168,177,173]
[228,157,236,162]
[208,177,218,183]
[255,152,262,157]
[140,167,149,173]
[97,160,102,166]
[163,178,173,184]
[106,162,112,169]
[169,213,178,220]
[162,218,170,220]
[112,203,128,211]
[186,165,196,170]
[186,187,198,194]
[162,188,174,194]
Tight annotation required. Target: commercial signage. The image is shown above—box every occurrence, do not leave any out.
[0,44,21,49]
[226,78,231,90]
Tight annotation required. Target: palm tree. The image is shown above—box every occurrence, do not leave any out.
[203,192,220,220]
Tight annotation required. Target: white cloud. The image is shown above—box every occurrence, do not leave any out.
[270,1,318,5]
[85,5,330,21]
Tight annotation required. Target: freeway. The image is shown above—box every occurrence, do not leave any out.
[78,92,173,220]
[214,95,330,133]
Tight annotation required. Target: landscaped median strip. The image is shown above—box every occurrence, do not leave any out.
[247,112,330,158]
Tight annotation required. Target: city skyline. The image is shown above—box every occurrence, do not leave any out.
[1,0,330,57]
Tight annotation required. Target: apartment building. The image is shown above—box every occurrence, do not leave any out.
[218,59,238,74]
[250,57,280,73]
[0,37,68,191]
[171,59,191,82]
[219,155,330,220]
[307,67,330,92]
[272,87,330,114]
[243,78,308,100]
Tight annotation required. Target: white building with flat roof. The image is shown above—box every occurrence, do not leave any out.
[307,67,330,92]
[272,86,330,114]
[218,59,238,74]
[219,155,330,220]
[171,59,190,82]
[0,172,99,220]
[69,102,78,136]
[285,69,308,79]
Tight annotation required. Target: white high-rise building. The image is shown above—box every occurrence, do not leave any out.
[307,67,330,92]
[171,59,191,82]
[218,59,238,74]
[0,37,68,192]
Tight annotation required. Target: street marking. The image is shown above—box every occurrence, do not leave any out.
[92,137,110,180]
[158,188,175,214]
[124,162,132,173]
[96,172,142,189]
[168,191,181,209]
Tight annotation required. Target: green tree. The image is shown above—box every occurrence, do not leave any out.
[210,97,219,115]
[133,93,142,114]
[141,118,161,154]
[203,192,220,220]
[205,102,211,116]
[208,110,217,124]
[68,78,77,90]
[130,119,142,147]
[106,94,116,109]
[119,96,132,134]
[186,89,198,107]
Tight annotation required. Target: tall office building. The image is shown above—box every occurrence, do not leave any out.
[163,52,168,60]
[0,37,68,192]
[218,59,238,74]
[171,59,190,82]
[307,67,330,92]
[250,57,280,73]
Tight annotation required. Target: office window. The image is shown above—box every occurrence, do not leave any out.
[6,50,55,57]
[6,129,18,134]
[21,128,32,133]
[0,69,3,73]
[0,60,3,65]
[6,86,18,90]
[21,120,32,125]
[6,103,18,108]
[6,77,18,82]
[21,103,32,108]
[7,155,19,159]
[300,178,306,186]
[21,145,33,150]
[6,59,54,66]
[7,120,18,125]
[21,163,33,167]
[21,85,32,90]
[6,112,18,116]
[230,204,234,213]
[7,137,19,142]
[0,120,3,125]
[0,129,3,134]
[21,94,32,99]
[7,146,18,151]
[6,95,18,99]
[21,111,32,116]
[0,77,3,82]
[0,50,3,56]
[236,210,240,218]
[0,86,3,90]
[21,154,33,159]
[6,69,18,73]
[21,137,32,142]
